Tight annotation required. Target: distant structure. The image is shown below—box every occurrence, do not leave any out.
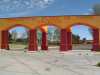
[0,15,100,51]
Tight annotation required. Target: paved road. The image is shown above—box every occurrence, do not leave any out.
[0,50,100,75]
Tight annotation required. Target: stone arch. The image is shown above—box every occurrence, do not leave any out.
[66,23,98,51]
[37,23,61,34]
[36,24,61,51]
[47,25,60,51]
[0,24,30,50]
[67,22,97,30]
[8,25,30,50]
[6,24,32,31]
[47,24,61,29]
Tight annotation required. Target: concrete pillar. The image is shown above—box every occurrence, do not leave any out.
[28,29,38,51]
[92,28,100,51]
[1,30,9,50]
[41,31,48,50]
[60,29,72,51]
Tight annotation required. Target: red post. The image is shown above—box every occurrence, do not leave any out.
[41,31,48,50]
[92,28,100,51]
[1,30,9,50]
[28,29,38,51]
[60,29,72,51]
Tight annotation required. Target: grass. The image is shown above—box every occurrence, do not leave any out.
[9,44,27,49]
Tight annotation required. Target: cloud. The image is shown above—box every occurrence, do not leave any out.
[0,0,54,12]
[0,0,54,17]
[82,9,94,15]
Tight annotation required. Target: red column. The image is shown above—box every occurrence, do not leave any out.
[41,31,48,50]
[1,30,9,50]
[60,29,72,51]
[92,28,100,51]
[67,31,72,50]
[28,29,38,51]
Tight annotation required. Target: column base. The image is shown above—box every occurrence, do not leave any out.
[28,44,38,51]
[41,45,48,50]
[60,44,69,51]
[92,45,100,51]
[67,45,72,50]
[1,44,9,50]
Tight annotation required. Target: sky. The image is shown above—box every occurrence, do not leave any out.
[1,0,100,40]
[71,25,92,40]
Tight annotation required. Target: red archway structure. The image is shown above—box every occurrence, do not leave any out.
[37,25,62,51]
[9,26,29,51]
[67,23,100,51]
[0,15,100,52]
[1,24,39,51]
[71,25,93,50]
[47,25,60,51]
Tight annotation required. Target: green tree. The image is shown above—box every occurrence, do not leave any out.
[37,30,42,45]
[11,30,17,43]
[93,4,100,15]
[72,34,80,44]
[53,28,60,42]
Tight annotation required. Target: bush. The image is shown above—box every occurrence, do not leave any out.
[96,62,100,67]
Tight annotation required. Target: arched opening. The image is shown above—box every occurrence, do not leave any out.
[9,26,29,51]
[36,25,60,51]
[48,25,60,51]
[71,24,93,50]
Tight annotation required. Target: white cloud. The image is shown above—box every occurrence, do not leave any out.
[0,0,55,17]
[0,0,54,13]
[82,9,93,15]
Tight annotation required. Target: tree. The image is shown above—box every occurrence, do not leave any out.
[93,4,100,15]
[9,32,12,40]
[48,29,52,41]
[85,4,99,37]
[72,34,80,44]
[53,28,60,42]
[37,30,42,45]
[82,38,87,44]
[11,30,17,43]
[19,28,29,44]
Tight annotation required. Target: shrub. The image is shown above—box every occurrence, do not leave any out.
[96,62,100,67]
